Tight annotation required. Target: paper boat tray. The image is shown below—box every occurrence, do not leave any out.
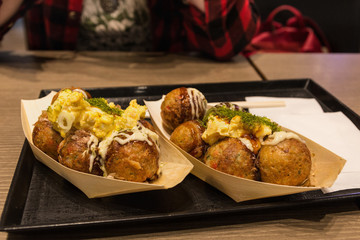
[21,92,193,198]
[145,98,346,202]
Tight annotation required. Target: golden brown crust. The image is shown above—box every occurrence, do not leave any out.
[257,138,311,186]
[58,129,103,176]
[161,87,206,132]
[161,87,189,131]
[32,111,63,161]
[204,137,258,180]
[105,138,159,182]
[170,120,207,159]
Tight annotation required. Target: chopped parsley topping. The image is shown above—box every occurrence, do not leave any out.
[202,105,281,132]
[196,119,206,128]
[85,98,123,116]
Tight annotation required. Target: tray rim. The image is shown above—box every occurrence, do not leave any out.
[1,78,360,233]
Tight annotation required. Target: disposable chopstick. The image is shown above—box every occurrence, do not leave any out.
[144,100,286,119]
[208,101,286,108]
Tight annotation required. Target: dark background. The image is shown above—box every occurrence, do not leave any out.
[254,0,360,52]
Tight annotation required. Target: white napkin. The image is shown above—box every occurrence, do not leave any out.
[245,96,360,193]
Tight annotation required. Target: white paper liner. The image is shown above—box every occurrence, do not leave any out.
[21,92,193,198]
[145,98,346,202]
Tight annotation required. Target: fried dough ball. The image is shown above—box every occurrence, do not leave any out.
[257,138,311,186]
[32,111,63,160]
[58,129,103,176]
[104,130,160,182]
[170,120,207,159]
[204,137,258,180]
[161,87,207,132]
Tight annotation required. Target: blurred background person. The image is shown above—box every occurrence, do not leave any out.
[0,0,259,60]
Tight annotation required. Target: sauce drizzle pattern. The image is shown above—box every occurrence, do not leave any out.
[187,88,207,120]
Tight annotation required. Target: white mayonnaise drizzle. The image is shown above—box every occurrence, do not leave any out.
[262,131,304,145]
[99,158,107,176]
[98,131,119,160]
[98,122,160,162]
[82,122,160,177]
[86,134,99,173]
[187,88,207,119]
[238,137,254,152]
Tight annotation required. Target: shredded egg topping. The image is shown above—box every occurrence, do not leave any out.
[201,111,302,152]
[202,115,273,145]
[47,89,147,139]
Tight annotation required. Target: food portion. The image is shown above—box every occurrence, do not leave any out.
[161,87,207,132]
[33,88,160,182]
[204,137,258,180]
[258,136,311,186]
[47,88,146,139]
[170,120,206,159]
[202,103,280,145]
[104,124,160,182]
[58,129,103,176]
[32,111,63,160]
[162,88,313,186]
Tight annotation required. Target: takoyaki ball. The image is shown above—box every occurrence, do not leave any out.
[204,137,258,180]
[105,133,159,182]
[161,87,207,132]
[170,120,207,159]
[51,87,91,104]
[32,111,63,160]
[58,129,103,176]
[257,139,311,186]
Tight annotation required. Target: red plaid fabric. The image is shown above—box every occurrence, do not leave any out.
[25,0,82,50]
[1,0,259,60]
[150,0,260,60]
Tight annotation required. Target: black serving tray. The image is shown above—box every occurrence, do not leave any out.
[1,79,360,234]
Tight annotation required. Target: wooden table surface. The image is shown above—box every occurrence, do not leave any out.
[249,53,360,115]
[1,51,359,239]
